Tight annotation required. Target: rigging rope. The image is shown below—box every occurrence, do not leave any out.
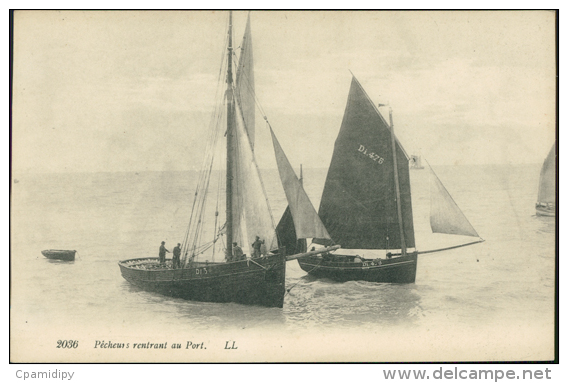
[248,258,268,270]
[232,51,280,247]
[212,158,224,262]
[183,98,224,264]
[181,21,283,267]
[233,94,279,250]
[285,259,324,296]
[181,26,230,267]
[232,50,269,125]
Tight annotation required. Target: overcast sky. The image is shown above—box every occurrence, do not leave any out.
[12,10,556,173]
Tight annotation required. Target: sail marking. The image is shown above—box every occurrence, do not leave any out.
[315,77,415,250]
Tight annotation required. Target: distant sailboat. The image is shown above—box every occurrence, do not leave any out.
[535,142,556,217]
[410,154,424,169]
[279,75,483,283]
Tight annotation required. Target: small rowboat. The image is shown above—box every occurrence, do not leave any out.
[41,249,76,261]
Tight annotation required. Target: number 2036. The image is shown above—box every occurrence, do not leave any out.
[57,340,78,348]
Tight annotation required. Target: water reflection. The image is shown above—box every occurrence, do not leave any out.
[45,259,75,265]
[284,277,423,329]
[11,166,556,357]
[533,214,555,235]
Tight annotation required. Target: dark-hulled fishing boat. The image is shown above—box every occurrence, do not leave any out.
[119,12,334,308]
[42,249,76,261]
[277,76,483,283]
[535,142,556,217]
[119,256,286,307]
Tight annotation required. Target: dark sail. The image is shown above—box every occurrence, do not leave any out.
[276,207,307,256]
[315,77,415,250]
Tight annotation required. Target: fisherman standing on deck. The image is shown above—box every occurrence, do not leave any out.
[172,243,181,269]
[159,241,169,264]
[260,240,268,256]
[251,236,263,258]
[232,242,244,262]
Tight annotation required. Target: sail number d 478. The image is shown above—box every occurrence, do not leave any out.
[358,145,384,164]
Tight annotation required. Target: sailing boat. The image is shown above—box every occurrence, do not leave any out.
[410,154,424,169]
[286,76,484,283]
[118,12,334,307]
[275,165,308,256]
[535,142,556,216]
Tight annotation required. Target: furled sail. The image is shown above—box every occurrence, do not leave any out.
[537,142,556,204]
[429,165,479,237]
[235,13,255,148]
[270,127,331,244]
[315,76,415,250]
[231,104,277,253]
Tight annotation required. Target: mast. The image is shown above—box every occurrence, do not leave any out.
[225,12,234,260]
[388,108,407,256]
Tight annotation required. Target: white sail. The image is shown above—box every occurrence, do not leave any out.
[270,127,331,241]
[231,13,257,250]
[235,13,255,148]
[537,142,556,204]
[429,165,479,237]
[232,104,277,253]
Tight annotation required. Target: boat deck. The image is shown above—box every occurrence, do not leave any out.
[119,257,221,270]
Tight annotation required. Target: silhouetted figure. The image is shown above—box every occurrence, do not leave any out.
[252,236,263,258]
[173,243,181,269]
[232,242,244,262]
[159,241,170,264]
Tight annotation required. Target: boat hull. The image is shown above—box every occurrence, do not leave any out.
[535,204,555,217]
[41,250,76,261]
[297,252,418,283]
[118,254,286,308]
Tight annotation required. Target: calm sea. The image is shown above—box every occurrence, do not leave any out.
[10,164,556,362]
